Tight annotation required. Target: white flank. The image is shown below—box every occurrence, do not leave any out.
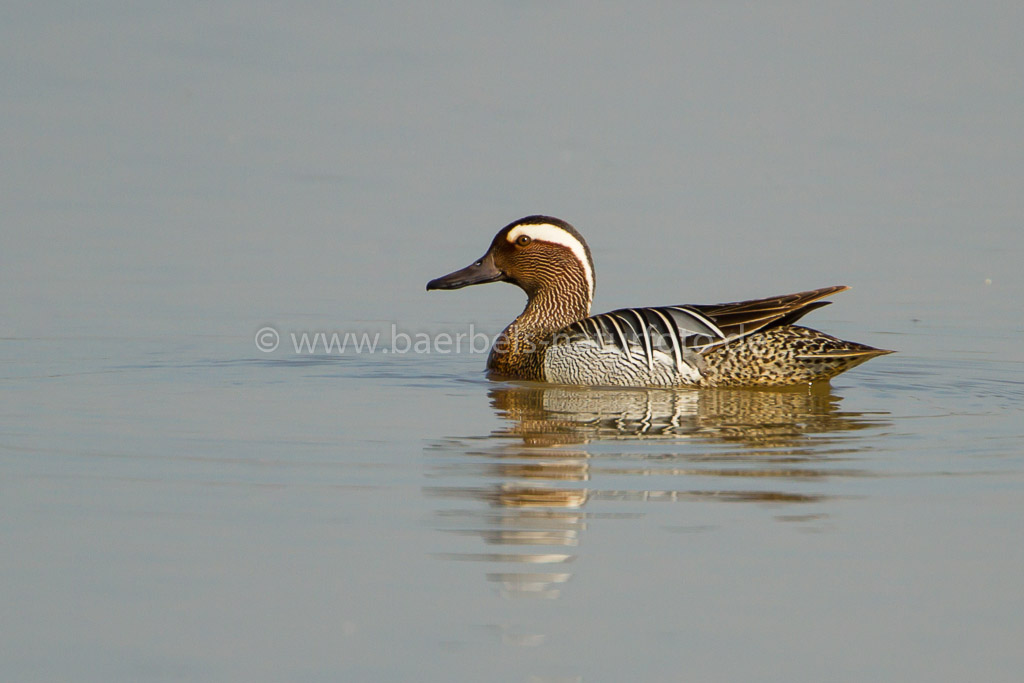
[507,223,595,303]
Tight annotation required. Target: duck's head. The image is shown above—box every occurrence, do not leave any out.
[426,216,595,309]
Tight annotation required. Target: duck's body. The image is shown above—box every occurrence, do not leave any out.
[427,216,891,388]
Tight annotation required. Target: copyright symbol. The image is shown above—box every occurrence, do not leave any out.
[255,326,280,353]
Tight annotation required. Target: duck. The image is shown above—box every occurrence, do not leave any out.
[426,215,892,387]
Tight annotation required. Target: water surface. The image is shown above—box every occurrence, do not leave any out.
[3,3,1024,682]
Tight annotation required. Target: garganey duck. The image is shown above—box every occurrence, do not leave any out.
[427,216,892,387]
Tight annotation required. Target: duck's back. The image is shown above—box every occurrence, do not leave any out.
[541,287,891,388]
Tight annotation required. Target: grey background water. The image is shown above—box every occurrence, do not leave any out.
[3,3,1023,682]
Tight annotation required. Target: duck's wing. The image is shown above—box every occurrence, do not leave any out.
[556,286,849,369]
[684,285,849,340]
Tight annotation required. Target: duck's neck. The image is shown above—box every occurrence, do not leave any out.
[516,286,591,336]
[487,284,591,379]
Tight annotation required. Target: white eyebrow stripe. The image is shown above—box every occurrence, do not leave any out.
[507,223,594,304]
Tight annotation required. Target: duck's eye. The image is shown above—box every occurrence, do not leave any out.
[516,235,532,247]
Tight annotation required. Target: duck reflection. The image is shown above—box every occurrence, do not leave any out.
[491,381,877,446]
[428,382,888,599]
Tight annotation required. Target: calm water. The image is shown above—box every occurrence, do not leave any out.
[4,3,1024,682]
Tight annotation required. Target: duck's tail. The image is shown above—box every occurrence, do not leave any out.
[700,325,893,386]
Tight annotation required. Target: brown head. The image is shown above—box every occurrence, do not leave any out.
[426,216,596,320]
